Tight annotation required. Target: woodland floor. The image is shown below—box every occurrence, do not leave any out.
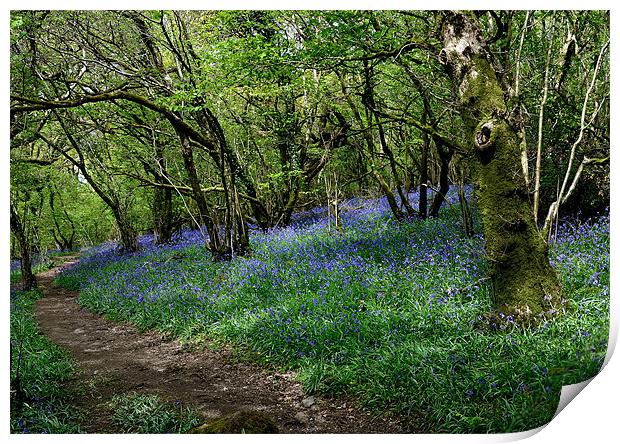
[32,257,418,433]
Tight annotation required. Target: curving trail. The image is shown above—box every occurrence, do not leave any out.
[33,257,416,433]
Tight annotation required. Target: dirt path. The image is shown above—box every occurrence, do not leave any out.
[33,257,417,433]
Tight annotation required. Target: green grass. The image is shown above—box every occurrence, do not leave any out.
[108,393,202,433]
[9,288,201,434]
[56,198,610,433]
[10,260,54,284]
[10,250,78,283]
[10,289,82,433]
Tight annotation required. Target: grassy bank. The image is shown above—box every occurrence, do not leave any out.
[10,289,82,433]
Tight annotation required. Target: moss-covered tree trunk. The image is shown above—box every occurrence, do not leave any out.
[440,12,563,320]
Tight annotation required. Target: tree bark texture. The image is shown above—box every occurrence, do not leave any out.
[457,179,474,237]
[440,11,562,319]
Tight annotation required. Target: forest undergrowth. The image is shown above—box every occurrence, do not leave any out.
[10,288,82,433]
[55,189,610,433]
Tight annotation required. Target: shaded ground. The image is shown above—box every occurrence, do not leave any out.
[33,257,418,433]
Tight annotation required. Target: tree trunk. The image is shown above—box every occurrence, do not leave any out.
[111,206,139,253]
[175,127,220,254]
[51,113,140,253]
[533,19,555,224]
[209,112,251,260]
[372,169,403,219]
[362,111,403,220]
[153,185,174,245]
[440,11,562,320]
[457,175,474,237]
[376,117,416,217]
[49,189,75,251]
[151,145,174,245]
[10,204,37,291]
[363,61,415,217]
[419,130,429,219]
[429,140,454,217]
[338,71,402,219]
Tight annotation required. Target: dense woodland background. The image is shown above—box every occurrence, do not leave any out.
[10,10,609,258]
